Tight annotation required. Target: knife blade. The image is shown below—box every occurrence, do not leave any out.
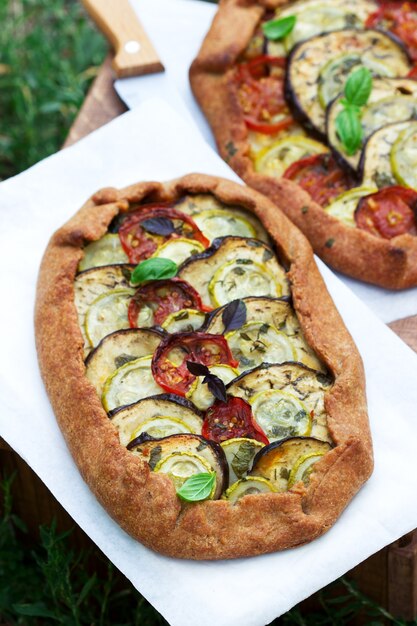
[83,0,217,146]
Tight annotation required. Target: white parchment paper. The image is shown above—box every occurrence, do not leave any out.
[116,0,417,324]
[1,101,417,626]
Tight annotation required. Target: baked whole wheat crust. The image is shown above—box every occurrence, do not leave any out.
[35,173,373,560]
[189,0,417,290]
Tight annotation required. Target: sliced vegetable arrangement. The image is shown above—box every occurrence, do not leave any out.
[75,194,333,504]
[233,0,417,241]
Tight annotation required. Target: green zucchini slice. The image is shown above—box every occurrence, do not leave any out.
[161,308,206,334]
[110,394,203,446]
[251,437,332,492]
[391,125,417,190]
[74,264,134,355]
[255,136,327,178]
[287,29,411,135]
[174,194,270,243]
[185,364,239,410]
[177,237,290,307]
[287,451,328,488]
[325,186,378,227]
[85,328,163,398]
[227,363,332,443]
[360,121,413,189]
[84,288,135,348]
[78,234,128,272]
[226,321,297,372]
[127,434,228,499]
[152,237,205,266]
[266,0,377,55]
[220,438,264,486]
[223,477,276,503]
[205,297,324,372]
[249,389,311,441]
[327,78,417,171]
[209,260,283,307]
[102,355,163,412]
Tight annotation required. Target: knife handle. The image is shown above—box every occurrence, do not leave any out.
[82,0,164,78]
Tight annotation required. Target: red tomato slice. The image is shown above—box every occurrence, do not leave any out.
[355,186,417,239]
[128,278,211,328]
[283,154,355,207]
[118,204,209,264]
[235,55,296,135]
[152,333,238,396]
[202,397,269,444]
[366,2,417,61]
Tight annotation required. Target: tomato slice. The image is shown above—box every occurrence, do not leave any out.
[355,186,417,239]
[202,397,269,444]
[366,2,417,61]
[128,278,211,328]
[283,154,355,207]
[152,333,238,396]
[118,204,209,264]
[235,55,296,135]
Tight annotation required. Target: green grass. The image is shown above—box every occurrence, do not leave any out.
[0,0,107,181]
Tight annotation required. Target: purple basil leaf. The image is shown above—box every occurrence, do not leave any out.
[206,375,227,403]
[186,361,210,376]
[222,299,247,334]
[141,217,175,236]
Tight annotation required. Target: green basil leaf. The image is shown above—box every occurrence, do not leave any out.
[344,66,373,107]
[336,106,363,156]
[130,257,177,285]
[262,15,296,41]
[176,472,216,502]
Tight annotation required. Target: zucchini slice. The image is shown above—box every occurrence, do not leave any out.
[127,434,228,499]
[223,477,276,503]
[360,121,414,189]
[328,78,417,171]
[286,29,411,135]
[78,234,128,272]
[161,308,206,334]
[74,264,134,355]
[102,355,163,412]
[85,288,134,348]
[175,194,270,243]
[226,321,297,372]
[220,438,264,486]
[325,186,378,227]
[110,394,203,446]
[266,0,377,55]
[251,437,332,492]
[185,364,239,410]
[255,136,328,178]
[227,362,332,443]
[391,125,417,190]
[177,237,289,307]
[249,389,311,442]
[152,237,205,266]
[205,297,324,372]
[85,328,163,398]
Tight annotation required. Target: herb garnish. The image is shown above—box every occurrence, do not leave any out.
[130,257,177,285]
[222,299,247,334]
[177,472,216,502]
[141,217,175,236]
[262,15,296,40]
[335,67,373,156]
[186,361,228,403]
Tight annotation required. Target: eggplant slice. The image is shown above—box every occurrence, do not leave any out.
[127,434,228,499]
[286,29,411,136]
[328,78,417,172]
[110,394,203,446]
[85,328,164,398]
[227,362,333,443]
[178,236,290,307]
